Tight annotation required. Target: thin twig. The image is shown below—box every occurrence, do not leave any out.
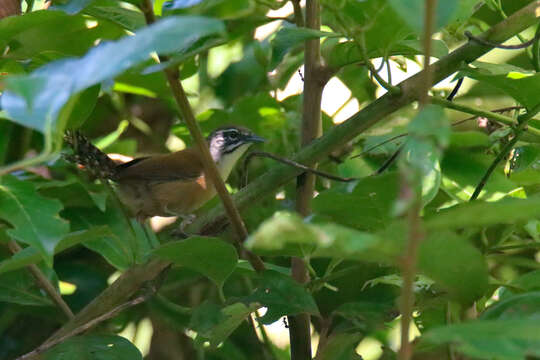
[291,0,304,27]
[7,241,74,320]
[140,0,265,273]
[242,151,357,187]
[446,77,463,101]
[16,293,151,360]
[470,102,540,201]
[465,30,540,50]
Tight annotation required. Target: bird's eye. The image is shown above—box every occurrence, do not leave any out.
[229,132,239,139]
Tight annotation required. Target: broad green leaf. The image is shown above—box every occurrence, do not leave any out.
[481,292,540,320]
[0,227,114,274]
[65,206,136,269]
[0,268,55,306]
[327,0,413,58]
[153,236,238,288]
[388,0,460,34]
[191,302,259,348]
[0,10,124,60]
[1,16,225,133]
[334,301,395,332]
[316,333,363,360]
[43,335,142,360]
[245,212,384,261]
[425,196,540,230]
[244,271,319,324]
[441,148,522,201]
[449,131,490,148]
[323,39,449,69]
[506,270,540,294]
[418,231,488,304]
[163,0,255,19]
[271,26,340,68]
[313,172,399,231]
[0,175,69,267]
[423,319,540,360]
[84,1,146,31]
[506,145,540,174]
[459,62,540,110]
[65,85,101,129]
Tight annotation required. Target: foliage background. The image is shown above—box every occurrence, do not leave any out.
[1,0,540,359]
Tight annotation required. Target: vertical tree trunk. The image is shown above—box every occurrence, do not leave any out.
[0,0,21,18]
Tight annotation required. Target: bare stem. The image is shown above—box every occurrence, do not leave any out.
[141,0,265,273]
[399,1,436,359]
[7,241,74,320]
[470,102,540,201]
[289,0,327,359]
[16,293,152,360]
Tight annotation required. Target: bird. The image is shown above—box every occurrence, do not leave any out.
[64,126,265,222]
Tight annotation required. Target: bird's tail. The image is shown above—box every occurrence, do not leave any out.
[64,130,118,180]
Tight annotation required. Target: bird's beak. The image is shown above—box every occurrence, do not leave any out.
[245,134,266,143]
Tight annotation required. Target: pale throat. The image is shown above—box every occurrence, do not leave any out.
[214,144,251,181]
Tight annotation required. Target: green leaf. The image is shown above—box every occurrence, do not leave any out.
[425,196,540,230]
[0,10,124,60]
[153,236,238,288]
[244,271,319,324]
[400,105,450,205]
[43,335,142,360]
[481,292,540,320]
[0,175,69,267]
[0,226,114,274]
[418,231,488,304]
[388,0,460,34]
[163,0,255,19]
[192,302,259,348]
[316,333,363,360]
[324,39,449,69]
[65,207,135,269]
[271,26,340,68]
[313,172,400,231]
[0,268,55,306]
[423,319,540,360]
[449,131,490,148]
[1,16,225,133]
[245,212,384,261]
[441,148,522,201]
[459,62,540,110]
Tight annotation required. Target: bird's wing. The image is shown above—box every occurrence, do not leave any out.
[115,148,204,182]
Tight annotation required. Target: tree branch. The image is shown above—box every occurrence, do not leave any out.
[289,0,326,358]
[140,0,265,273]
[7,240,74,320]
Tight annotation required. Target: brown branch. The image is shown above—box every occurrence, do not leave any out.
[7,240,74,320]
[289,1,327,359]
[399,1,436,359]
[0,0,20,18]
[291,0,304,27]
[16,293,152,360]
[242,151,357,185]
[140,0,265,273]
[465,30,540,49]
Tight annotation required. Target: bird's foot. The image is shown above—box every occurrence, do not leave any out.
[170,214,196,239]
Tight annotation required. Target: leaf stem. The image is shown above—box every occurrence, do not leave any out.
[7,240,74,320]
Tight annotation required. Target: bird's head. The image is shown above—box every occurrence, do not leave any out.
[207,126,265,178]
